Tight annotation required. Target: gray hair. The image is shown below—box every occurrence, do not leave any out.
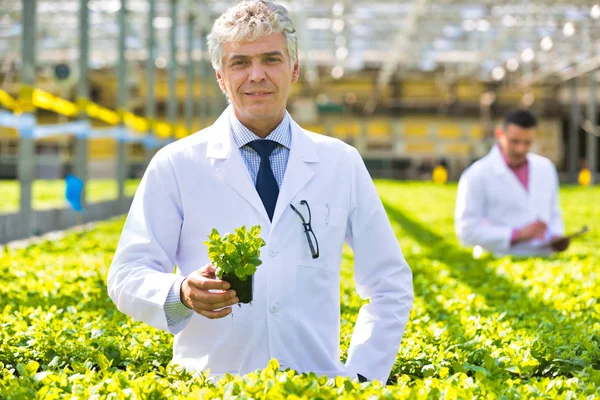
[207,1,298,72]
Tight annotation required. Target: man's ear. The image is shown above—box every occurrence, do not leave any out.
[216,70,227,93]
[291,57,299,83]
[495,125,503,141]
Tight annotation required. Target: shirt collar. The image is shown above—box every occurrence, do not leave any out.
[230,110,292,149]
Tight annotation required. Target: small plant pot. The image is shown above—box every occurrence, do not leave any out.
[222,273,253,304]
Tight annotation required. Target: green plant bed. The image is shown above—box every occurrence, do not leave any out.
[1,182,598,398]
[222,273,253,304]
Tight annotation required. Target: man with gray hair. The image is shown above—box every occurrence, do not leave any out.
[108,0,413,384]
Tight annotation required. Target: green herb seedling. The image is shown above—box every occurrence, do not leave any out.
[204,225,266,303]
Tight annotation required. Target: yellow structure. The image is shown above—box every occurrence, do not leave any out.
[432,165,448,184]
[579,168,592,186]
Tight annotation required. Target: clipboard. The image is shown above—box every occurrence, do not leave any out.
[545,225,589,247]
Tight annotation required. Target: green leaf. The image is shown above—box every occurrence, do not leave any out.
[225,243,236,255]
[421,364,435,377]
[22,361,40,377]
[250,257,262,266]
[208,228,220,241]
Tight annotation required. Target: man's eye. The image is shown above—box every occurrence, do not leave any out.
[267,57,281,63]
[232,60,247,66]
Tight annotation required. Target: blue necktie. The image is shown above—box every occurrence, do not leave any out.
[247,140,279,221]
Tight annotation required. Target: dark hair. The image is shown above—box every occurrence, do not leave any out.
[503,109,537,130]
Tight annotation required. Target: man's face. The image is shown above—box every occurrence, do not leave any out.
[496,123,535,167]
[216,33,299,130]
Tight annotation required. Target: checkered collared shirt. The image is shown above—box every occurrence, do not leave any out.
[230,111,291,187]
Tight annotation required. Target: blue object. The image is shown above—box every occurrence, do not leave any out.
[247,140,279,221]
[65,174,84,212]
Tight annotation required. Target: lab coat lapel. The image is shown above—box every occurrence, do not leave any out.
[207,107,270,222]
[526,153,542,216]
[489,145,528,202]
[270,119,319,229]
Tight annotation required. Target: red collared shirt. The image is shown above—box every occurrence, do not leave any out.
[499,146,529,191]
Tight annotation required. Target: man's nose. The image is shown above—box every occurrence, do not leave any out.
[248,62,267,82]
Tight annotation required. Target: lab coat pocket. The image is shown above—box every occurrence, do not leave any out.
[297,205,348,272]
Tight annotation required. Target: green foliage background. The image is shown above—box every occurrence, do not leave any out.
[1,181,598,399]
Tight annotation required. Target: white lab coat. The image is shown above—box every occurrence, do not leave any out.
[455,145,564,257]
[107,107,413,383]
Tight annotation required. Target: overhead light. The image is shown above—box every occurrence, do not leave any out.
[477,19,490,32]
[521,48,534,63]
[335,47,348,60]
[563,22,575,37]
[540,36,553,51]
[501,15,516,27]
[332,3,344,17]
[592,5,600,20]
[462,19,476,31]
[501,15,514,27]
[492,66,506,81]
[153,17,172,30]
[155,56,167,69]
[331,66,344,79]
[331,19,345,34]
[506,58,519,72]
[89,0,121,13]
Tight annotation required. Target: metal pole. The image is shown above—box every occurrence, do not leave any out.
[117,0,127,205]
[168,0,178,137]
[145,0,156,166]
[589,73,598,184]
[18,0,37,238]
[185,13,195,133]
[75,0,89,212]
[569,78,580,183]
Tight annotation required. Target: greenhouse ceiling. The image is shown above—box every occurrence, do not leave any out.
[1,0,599,86]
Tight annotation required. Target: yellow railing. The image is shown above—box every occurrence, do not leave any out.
[0,86,190,139]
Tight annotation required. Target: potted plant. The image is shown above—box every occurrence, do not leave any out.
[204,225,266,304]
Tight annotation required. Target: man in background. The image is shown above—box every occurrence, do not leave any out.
[455,109,569,256]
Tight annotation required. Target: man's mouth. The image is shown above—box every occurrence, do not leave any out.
[245,92,272,97]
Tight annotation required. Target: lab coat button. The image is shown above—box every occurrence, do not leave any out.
[269,249,278,257]
[269,304,279,313]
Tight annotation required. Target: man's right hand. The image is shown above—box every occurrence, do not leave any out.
[180,263,239,319]
[515,220,547,242]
